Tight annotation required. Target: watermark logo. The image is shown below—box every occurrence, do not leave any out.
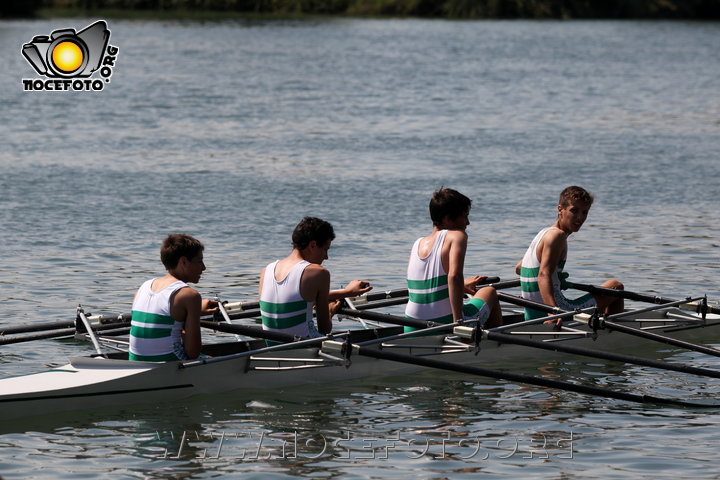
[21,20,119,92]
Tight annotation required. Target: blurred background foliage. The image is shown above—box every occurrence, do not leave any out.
[3,0,718,20]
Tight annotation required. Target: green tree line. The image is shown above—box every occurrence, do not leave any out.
[3,0,719,18]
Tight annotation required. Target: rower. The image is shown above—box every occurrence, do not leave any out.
[515,185,624,324]
[128,234,218,361]
[404,188,503,332]
[259,217,372,338]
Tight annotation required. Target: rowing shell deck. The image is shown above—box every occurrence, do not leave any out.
[2,306,719,420]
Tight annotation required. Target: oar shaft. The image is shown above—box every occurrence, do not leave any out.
[0,321,135,346]
[0,327,76,345]
[345,277,517,305]
[498,291,720,359]
[336,307,430,330]
[572,282,678,304]
[486,331,720,379]
[0,313,131,336]
[355,346,703,408]
[200,320,294,344]
[496,292,565,315]
[342,299,720,378]
[600,319,720,358]
[572,282,720,315]
[0,320,76,336]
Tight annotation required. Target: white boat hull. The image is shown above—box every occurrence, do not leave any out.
[1,307,719,419]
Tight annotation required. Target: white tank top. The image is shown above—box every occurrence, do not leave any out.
[129,279,188,361]
[404,229,453,323]
[260,260,318,338]
[519,226,567,305]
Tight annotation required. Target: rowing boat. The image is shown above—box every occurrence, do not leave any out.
[1,283,720,418]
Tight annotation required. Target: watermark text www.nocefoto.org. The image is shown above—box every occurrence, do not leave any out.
[149,430,575,461]
[21,20,119,92]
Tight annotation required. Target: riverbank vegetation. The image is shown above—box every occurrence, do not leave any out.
[3,0,719,19]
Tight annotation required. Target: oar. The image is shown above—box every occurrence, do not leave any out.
[571,282,719,315]
[277,277,516,311]
[339,297,595,332]
[336,306,432,330]
[0,327,76,345]
[0,313,131,336]
[579,310,720,359]
[0,320,76,336]
[200,320,295,344]
[485,331,720,380]
[347,344,715,408]
[366,277,517,300]
[340,304,720,380]
[0,321,134,346]
[498,291,720,359]
[200,310,715,407]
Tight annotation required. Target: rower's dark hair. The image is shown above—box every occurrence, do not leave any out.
[429,187,472,227]
[160,233,204,269]
[559,186,595,208]
[292,217,335,250]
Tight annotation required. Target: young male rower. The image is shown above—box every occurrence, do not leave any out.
[515,185,624,323]
[404,188,503,332]
[129,234,217,361]
[259,216,373,338]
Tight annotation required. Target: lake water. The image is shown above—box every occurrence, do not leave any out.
[0,17,719,479]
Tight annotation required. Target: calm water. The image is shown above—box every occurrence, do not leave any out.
[0,17,719,479]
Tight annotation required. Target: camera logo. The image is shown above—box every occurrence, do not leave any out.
[22,20,119,92]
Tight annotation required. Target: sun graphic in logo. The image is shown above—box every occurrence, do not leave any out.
[51,41,84,73]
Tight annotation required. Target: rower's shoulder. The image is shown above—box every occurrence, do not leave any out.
[538,227,568,258]
[176,284,200,296]
[542,226,567,243]
[173,285,201,304]
[302,263,330,279]
[299,263,331,294]
[444,228,468,243]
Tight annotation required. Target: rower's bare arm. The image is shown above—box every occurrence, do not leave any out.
[515,260,522,275]
[174,287,202,359]
[302,265,333,334]
[329,280,373,300]
[537,230,565,307]
[315,268,334,334]
[446,230,468,322]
